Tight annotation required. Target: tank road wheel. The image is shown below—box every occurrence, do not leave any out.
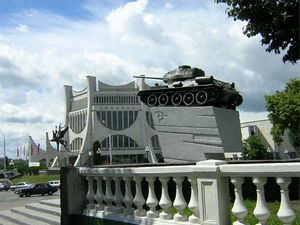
[171,93,182,106]
[147,95,157,106]
[183,92,194,105]
[196,91,208,105]
[158,94,169,106]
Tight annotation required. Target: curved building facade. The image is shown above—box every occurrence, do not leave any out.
[64,76,160,166]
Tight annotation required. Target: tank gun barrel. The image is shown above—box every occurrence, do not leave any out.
[133,75,163,80]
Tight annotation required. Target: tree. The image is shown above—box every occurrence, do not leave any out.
[265,78,300,152]
[216,0,299,63]
[242,135,268,160]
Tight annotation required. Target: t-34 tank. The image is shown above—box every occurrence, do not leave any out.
[135,65,243,110]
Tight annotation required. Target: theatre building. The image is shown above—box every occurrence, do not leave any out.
[61,76,161,166]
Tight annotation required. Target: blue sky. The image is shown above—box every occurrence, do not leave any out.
[0,0,299,159]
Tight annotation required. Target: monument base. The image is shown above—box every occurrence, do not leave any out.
[150,106,243,163]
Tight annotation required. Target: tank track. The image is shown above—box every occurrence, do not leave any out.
[138,84,242,110]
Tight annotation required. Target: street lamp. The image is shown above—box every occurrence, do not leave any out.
[0,131,6,182]
[145,146,150,163]
[88,151,93,167]
[9,160,14,178]
[284,149,289,160]
[96,148,102,165]
[102,120,112,165]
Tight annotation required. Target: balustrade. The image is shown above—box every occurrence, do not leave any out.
[253,177,270,225]
[79,161,299,225]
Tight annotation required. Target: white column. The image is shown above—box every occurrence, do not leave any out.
[133,177,146,217]
[146,177,159,218]
[95,177,104,210]
[196,160,231,225]
[253,177,270,225]
[113,177,124,214]
[188,177,200,224]
[173,177,187,222]
[159,177,172,220]
[231,177,249,225]
[104,176,114,214]
[276,177,296,225]
[86,176,95,210]
[123,177,134,215]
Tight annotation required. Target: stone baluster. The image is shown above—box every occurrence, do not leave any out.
[133,177,146,217]
[188,177,200,224]
[231,177,249,225]
[159,177,172,220]
[276,177,296,225]
[113,177,124,214]
[95,176,104,210]
[253,177,270,225]
[173,177,187,222]
[146,177,159,218]
[86,176,95,210]
[104,176,114,214]
[123,177,134,215]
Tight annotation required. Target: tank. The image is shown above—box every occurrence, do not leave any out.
[136,65,243,110]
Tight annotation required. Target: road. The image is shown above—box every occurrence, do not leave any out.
[0,189,60,211]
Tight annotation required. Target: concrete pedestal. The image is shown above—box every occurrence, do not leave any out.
[150,106,243,163]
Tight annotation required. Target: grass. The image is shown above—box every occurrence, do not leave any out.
[10,174,60,185]
[167,200,299,225]
[231,200,300,225]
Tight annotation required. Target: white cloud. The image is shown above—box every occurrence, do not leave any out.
[0,0,299,158]
[164,3,173,10]
[16,24,29,33]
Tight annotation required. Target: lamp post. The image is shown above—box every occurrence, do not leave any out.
[9,160,14,178]
[0,131,6,182]
[88,151,93,167]
[102,120,112,165]
[284,149,289,160]
[145,146,150,163]
[96,148,102,165]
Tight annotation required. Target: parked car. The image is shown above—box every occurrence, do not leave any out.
[10,182,31,191]
[15,183,58,197]
[48,180,60,188]
[0,182,11,191]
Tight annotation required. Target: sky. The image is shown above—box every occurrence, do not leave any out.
[0,0,299,159]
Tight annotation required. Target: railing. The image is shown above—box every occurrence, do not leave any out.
[78,160,299,225]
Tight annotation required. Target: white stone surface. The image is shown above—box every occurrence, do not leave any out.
[150,106,243,163]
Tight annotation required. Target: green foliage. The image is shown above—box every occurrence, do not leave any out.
[265,79,300,152]
[242,135,267,160]
[216,0,299,63]
[11,174,60,185]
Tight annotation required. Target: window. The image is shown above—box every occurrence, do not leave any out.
[249,126,256,136]
[118,111,123,130]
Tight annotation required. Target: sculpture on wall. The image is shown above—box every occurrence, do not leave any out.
[50,124,68,151]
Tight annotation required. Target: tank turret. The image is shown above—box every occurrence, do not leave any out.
[135,65,243,110]
[162,65,205,83]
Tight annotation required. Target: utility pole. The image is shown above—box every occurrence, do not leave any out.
[0,131,6,182]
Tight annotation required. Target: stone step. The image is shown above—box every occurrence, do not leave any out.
[0,210,50,225]
[0,215,18,225]
[11,207,60,225]
[25,202,61,216]
[39,198,61,208]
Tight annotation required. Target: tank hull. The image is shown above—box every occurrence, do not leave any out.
[138,82,242,110]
